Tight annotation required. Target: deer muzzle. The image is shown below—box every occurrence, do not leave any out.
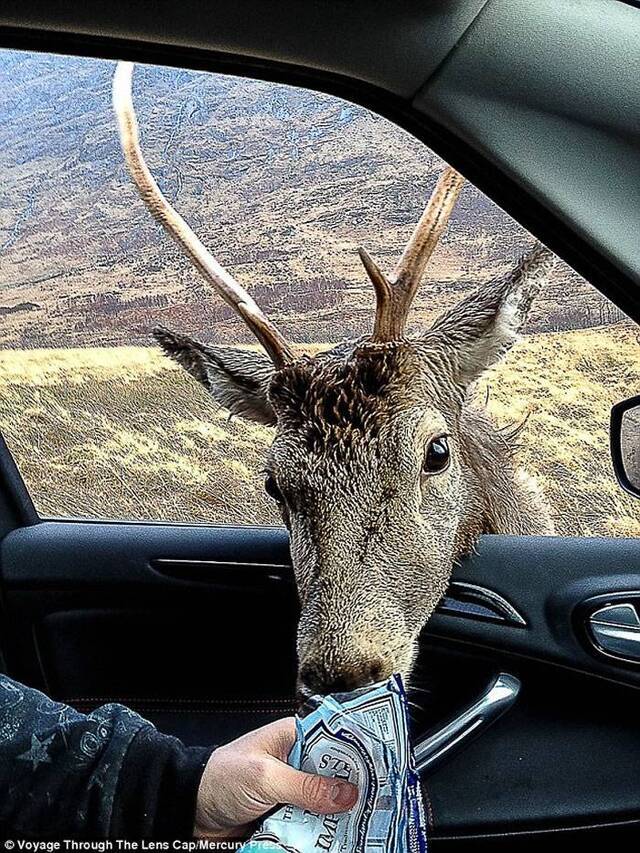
[296,611,413,702]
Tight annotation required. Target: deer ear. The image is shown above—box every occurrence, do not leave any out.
[427,244,554,386]
[153,326,277,425]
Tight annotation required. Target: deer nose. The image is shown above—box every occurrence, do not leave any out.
[298,655,387,700]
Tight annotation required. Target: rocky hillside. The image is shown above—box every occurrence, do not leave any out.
[0,50,627,350]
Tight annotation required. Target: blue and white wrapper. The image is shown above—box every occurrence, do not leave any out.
[239,674,428,853]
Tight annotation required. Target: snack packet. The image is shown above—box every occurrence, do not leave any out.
[239,674,428,852]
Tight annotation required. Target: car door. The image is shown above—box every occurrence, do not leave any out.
[4,433,640,850]
[1,26,640,853]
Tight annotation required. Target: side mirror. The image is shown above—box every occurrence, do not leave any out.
[611,395,640,498]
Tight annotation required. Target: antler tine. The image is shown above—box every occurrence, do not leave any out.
[359,166,465,342]
[393,166,465,292]
[112,61,294,369]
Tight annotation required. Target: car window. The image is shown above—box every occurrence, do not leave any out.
[0,50,638,536]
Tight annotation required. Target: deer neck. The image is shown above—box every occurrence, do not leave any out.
[453,403,525,556]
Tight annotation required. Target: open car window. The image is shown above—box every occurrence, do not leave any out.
[0,50,638,537]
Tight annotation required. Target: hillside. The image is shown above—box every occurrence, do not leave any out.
[0,51,626,354]
[0,326,638,538]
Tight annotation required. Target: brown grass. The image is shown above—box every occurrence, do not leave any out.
[479,323,640,537]
[0,323,638,537]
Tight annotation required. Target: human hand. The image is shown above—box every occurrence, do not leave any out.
[194,717,358,838]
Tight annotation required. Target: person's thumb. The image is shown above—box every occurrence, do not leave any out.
[263,759,358,814]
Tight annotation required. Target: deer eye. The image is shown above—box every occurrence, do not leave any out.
[264,473,284,504]
[423,435,450,475]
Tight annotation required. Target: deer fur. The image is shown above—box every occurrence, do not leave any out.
[113,62,555,698]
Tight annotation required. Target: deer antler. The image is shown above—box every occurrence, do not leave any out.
[359,167,465,342]
[112,61,294,369]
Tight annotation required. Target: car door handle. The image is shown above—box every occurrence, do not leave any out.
[414,672,521,774]
[588,602,640,662]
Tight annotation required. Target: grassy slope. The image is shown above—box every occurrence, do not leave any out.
[0,324,638,537]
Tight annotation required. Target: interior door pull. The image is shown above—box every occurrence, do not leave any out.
[588,603,640,662]
[414,673,521,774]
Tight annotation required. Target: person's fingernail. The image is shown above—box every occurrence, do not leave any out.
[331,781,357,808]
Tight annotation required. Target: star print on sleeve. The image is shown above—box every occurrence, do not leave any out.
[16,732,55,771]
[0,675,149,837]
[0,675,214,840]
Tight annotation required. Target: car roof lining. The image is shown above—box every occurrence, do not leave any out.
[0,0,492,98]
[0,0,638,325]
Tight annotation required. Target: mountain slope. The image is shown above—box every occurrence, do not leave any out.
[0,51,625,351]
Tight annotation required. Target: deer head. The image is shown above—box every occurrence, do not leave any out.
[114,63,554,698]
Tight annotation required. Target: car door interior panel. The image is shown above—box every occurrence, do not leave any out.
[2,516,640,842]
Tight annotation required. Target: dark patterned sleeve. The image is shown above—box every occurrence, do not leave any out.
[0,675,214,839]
